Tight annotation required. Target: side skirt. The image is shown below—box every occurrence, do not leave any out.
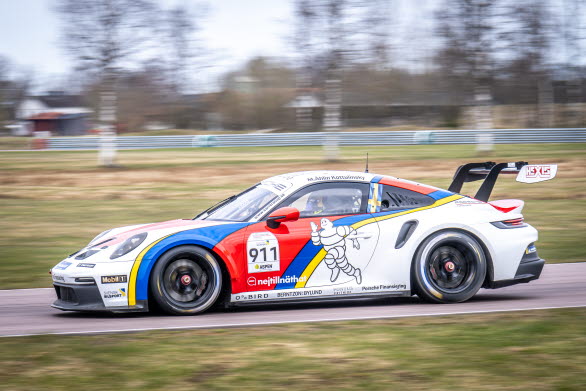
[228,290,411,307]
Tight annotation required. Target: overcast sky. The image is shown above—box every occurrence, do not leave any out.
[0,0,582,93]
[0,0,294,91]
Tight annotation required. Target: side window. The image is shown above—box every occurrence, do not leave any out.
[277,182,369,218]
[380,185,434,211]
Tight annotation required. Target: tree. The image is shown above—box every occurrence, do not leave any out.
[357,0,392,69]
[293,0,318,131]
[160,4,202,93]
[158,4,206,129]
[55,0,158,165]
[55,0,158,75]
[559,0,586,113]
[497,0,555,126]
[218,57,295,130]
[322,0,345,131]
[0,56,31,125]
[0,57,13,123]
[435,0,500,128]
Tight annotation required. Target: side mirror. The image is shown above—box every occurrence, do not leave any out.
[266,207,300,229]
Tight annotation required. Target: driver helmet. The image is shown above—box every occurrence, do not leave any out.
[306,194,327,215]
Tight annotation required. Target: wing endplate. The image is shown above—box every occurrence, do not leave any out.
[516,165,558,183]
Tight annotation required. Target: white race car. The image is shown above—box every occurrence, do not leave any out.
[51,162,556,315]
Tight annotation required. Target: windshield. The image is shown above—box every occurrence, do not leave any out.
[200,185,279,222]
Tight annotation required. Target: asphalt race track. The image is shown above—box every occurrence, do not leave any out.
[1,263,584,337]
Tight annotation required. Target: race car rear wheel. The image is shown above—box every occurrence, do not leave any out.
[150,245,222,315]
[412,230,486,304]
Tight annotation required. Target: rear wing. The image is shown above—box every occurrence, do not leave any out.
[448,162,557,202]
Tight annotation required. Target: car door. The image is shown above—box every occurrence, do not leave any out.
[366,183,440,290]
[238,181,381,300]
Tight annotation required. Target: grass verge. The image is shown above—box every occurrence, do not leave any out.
[0,308,585,390]
[0,143,584,289]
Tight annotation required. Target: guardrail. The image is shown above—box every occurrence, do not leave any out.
[42,128,586,150]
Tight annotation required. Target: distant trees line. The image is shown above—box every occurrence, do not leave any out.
[1,0,584,131]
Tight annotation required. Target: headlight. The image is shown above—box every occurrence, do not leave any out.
[89,229,112,245]
[110,233,147,259]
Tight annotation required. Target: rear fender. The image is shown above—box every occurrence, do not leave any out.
[406,224,495,288]
[415,222,537,281]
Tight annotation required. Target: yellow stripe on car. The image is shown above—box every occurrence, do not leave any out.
[294,249,327,288]
[294,194,463,288]
[128,234,173,306]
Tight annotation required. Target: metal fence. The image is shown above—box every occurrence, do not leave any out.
[43,128,586,150]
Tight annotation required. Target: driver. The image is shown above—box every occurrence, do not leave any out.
[305,194,327,215]
[305,193,358,215]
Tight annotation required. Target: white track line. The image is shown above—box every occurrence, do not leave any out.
[0,287,53,293]
[2,304,585,338]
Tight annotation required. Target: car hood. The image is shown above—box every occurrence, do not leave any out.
[91,219,237,248]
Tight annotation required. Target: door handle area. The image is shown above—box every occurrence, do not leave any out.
[353,232,374,239]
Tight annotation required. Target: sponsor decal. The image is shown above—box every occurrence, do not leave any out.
[368,182,383,213]
[276,289,322,298]
[260,180,292,195]
[289,194,463,291]
[246,275,307,286]
[306,174,365,182]
[77,263,96,268]
[101,275,128,284]
[232,284,408,302]
[233,290,323,301]
[516,164,557,183]
[52,274,65,282]
[455,199,485,206]
[234,293,270,301]
[103,288,126,299]
[361,284,407,292]
[252,197,281,220]
[54,261,72,270]
[310,218,363,284]
[333,287,353,295]
[527,165,551,178]
[247,232,280,273]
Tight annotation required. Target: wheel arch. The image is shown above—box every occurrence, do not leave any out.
[131,236,236,306]
[409,227,494,290]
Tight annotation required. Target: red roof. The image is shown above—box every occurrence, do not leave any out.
[27,112,63,120]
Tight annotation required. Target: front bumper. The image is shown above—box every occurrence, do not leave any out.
[51,257,148,313]
[52,282,148,313]
[53,282,106,311]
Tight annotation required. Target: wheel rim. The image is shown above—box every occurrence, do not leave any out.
[162,258,211,305]
[426,244,477,294]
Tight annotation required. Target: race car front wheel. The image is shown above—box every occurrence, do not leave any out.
[150,245,222,315]
[412,230,486,304]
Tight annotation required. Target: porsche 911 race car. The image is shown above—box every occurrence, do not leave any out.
[51,162,557,315]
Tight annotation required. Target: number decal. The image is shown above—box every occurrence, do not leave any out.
[259,247,266,261]
[247,232,280,273]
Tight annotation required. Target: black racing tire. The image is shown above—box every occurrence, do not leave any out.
[412,230,486,304]
[150,245,222,315]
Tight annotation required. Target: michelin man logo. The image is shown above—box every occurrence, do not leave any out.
[310,218,362,284]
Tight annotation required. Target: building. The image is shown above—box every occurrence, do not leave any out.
[16,91,93,136]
